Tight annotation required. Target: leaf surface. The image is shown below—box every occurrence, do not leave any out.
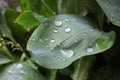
[27,14,115,69]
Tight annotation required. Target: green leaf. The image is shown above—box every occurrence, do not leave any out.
[96,0,120,26]
[83,0,104,29]
[15,10,40,29]
[72,55,95,80]
[0,63,45,80]
[27,14,115,69]
[4,9,27,47]
[0,52,12,65]
[20,0,54,17]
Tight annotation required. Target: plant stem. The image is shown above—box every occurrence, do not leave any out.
[72,55,96,80]
[50,69,57,80]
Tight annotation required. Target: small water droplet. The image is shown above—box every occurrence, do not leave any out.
[17,64,23,69]
[75,40,78,43]
[53,29,58,33]
[44,22,48,27]
[31,38,36,41]
[64,27,72,33]
[8,70,12,73]
[60,49,74,58]
[50,47,54,51]
[54,21,63,27]
[65,18,70,21]
[57,56,65,61]
[39,38,43,43]
[50,39,55,43]
[86,47,94,53]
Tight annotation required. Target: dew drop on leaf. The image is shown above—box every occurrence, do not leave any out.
[64,18,70,21]
[60,49,74,58]
[54,21,63,27]
[50,39,55,43]
[31,38,36,41]
[64,26,72,33]
[53,29,58,33]
[86,47,94,53]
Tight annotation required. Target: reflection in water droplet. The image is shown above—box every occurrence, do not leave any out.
[0,43,2,46]
[54,21,63,27]
[50,39,55,43]
[64,27,72,33]
[60,49,74,58]
[17,64,23,69]
[86,47,93,53]
[53,29,58,33]
[20,70,25,74]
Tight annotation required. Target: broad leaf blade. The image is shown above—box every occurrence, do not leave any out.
[96,0,120,26]
[0,63,45,80]
[27,14,115,69]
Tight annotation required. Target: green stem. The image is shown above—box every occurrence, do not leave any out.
[50,69,57,80]
[72,55,96,80]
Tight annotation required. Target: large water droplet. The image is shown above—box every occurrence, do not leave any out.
[64,26,72,33]
[54,21,63,27]
[53,29,58,33]
[16,64,23,69]
[86,47,94,53]
[50,39,55,43]
[60,49,74,58]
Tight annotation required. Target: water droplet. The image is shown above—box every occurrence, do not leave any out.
[54,21,63,27]
[8,70,12,73]
[57,56,65,61]
[75,40,78,43]
[50,39,55,43]
[65,18,70,21]
[64,27,72,33]
[86,47,94,53]
[44,22,48,27]
[17,64,23,69]
[50,47,54,51]
[53,29,58,33]
[60,49,74,58]
[31,38,36,41]
[39,38,43,43]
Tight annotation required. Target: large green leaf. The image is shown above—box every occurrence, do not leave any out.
[96,0,120,26]
[0,63,45,80]
[27,14,115,69]
[0,52,12,65]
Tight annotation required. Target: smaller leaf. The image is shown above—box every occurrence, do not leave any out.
[0,63,45,80]
[15,11,40,29]
[96,0,120,26]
